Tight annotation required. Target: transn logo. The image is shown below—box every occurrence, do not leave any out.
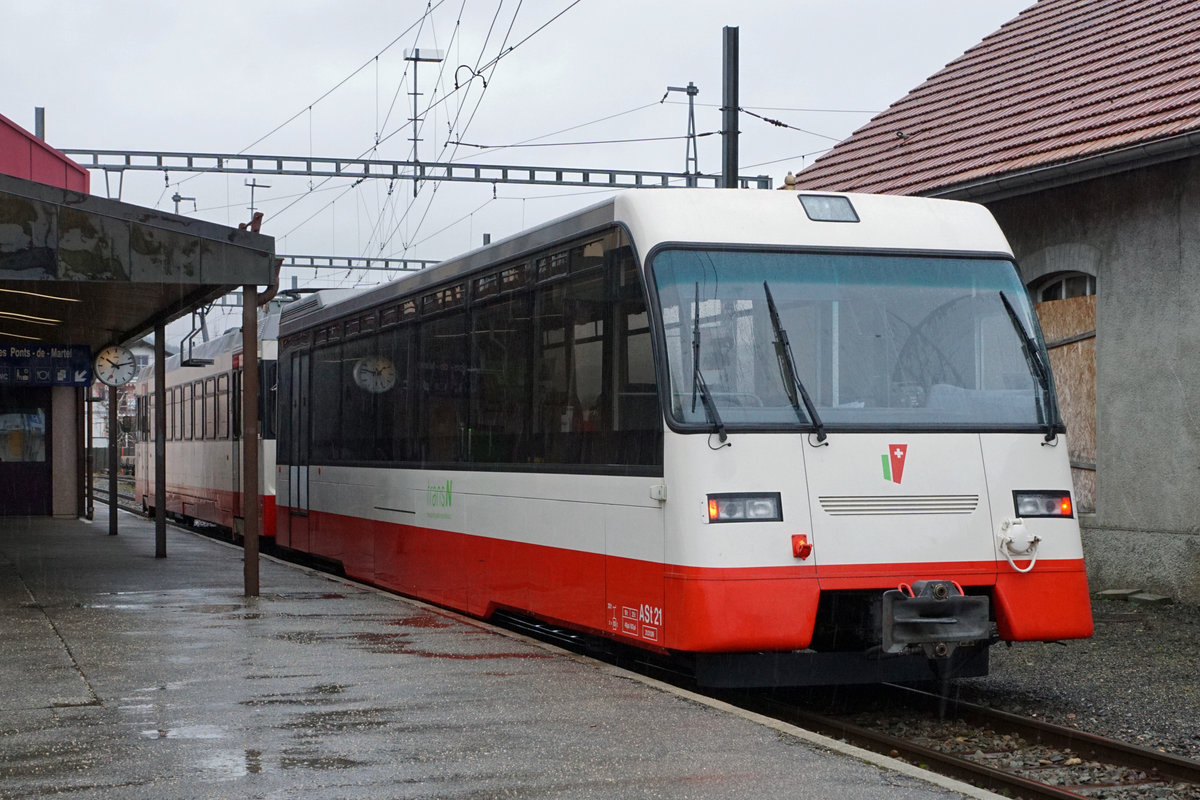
[881,444,908,484]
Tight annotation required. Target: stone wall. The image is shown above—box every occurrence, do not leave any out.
[989,157,1200,603]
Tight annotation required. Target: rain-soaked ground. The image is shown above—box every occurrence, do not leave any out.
[0,513,993,800]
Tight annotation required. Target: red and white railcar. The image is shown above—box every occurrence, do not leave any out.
[274,190,1093,686]
[133,315,279,538]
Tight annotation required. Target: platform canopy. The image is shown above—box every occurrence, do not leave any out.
[0,171,274,353]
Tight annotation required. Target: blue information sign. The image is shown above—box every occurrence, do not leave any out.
[0,342,93,386]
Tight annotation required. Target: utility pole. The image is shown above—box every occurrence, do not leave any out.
[245,178,270,216]
[666,82,700,187]
[405,48,445,197]
[722,26,739,188]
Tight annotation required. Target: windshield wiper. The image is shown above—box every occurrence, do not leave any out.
[999,291,1059,442]
[764,281,827,443]
[691,282,728,444]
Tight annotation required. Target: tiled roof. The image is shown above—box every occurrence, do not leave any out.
[794,0,1200,196]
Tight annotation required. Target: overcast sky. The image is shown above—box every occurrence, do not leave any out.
[3,0,1030,330]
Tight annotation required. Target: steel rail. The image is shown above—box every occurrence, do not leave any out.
[740,693,1093,800]
[884,683,1200,785]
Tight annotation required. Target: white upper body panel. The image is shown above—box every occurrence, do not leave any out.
[613,190,1013,257]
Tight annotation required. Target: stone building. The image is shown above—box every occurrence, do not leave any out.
[796,0,1200,602]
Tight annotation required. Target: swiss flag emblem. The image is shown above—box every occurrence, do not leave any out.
[885,444,908,484]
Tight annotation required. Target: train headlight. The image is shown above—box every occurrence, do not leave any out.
[706,493,782,523]
[1012,490,1073,518]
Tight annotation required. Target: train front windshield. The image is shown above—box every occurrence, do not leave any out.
[650,249,1059,432]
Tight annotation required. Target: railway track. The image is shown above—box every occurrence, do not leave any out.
[89,483,140,514]
[485,614,1200,797]
[727,683,1200,800]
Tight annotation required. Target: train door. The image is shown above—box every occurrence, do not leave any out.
[601,250,668,646]
[231,369,243,526]
[286,351,311,549]
[0,386,52,516]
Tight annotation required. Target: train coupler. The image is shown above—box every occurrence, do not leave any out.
[881,580,989,659]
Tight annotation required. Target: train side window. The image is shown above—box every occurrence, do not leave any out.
[310,342,343,462]
[384,325,413,462]
[470,291,533,465]
[614,251,663,466]
[181,383,193,440]
[135,395,147,439]
[341,334,377,461]
[259,361,277,441]
[275,356,292,458]
[204,378,216,440]
[530,268,609,465]
[417,312,469,465]
[232,370,242,440]
[216,374,230,439]
[192,380,205,441]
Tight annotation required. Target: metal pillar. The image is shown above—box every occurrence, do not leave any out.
[107,385,118,535]
[405,48,445,197]
[154,325,167,558]
[76,387,86,519]
[722,26,740,188]
[242,288,260,597]
[85,389,94,520]
[667,82,701,187]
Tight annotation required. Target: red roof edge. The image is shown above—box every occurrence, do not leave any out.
[0,111,90,193]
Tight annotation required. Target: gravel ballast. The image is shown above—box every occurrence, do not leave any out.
[956,596,1200,760]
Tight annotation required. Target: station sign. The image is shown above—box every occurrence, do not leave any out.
[0,342,92,386]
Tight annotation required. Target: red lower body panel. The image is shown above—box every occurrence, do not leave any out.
[139,479,276,540]
[994,562,1093,640]
[278,507,1093,653]
[665,566,820,652]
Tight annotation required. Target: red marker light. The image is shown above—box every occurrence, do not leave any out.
[708,499,720,521]
[1060,496,1073,516]
[791,534,813,560]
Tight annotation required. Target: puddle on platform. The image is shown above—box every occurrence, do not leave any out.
[280,752,366,771]
[348,631,551,660]
[389,612,454,629]
[198,749,264,781]
[240,683,350,707]
[272,631,324,645]
[140,724,225,740]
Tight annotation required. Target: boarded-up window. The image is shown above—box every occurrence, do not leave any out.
[1035,294,1096,512]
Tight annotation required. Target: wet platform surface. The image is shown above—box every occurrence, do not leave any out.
[0,512,997,799]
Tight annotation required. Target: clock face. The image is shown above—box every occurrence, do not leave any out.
[352,355,397,393]
[94,345,137,387]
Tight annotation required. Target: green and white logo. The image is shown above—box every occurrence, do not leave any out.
[426,479,453,519]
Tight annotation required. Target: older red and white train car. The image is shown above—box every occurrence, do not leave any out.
[274,189,1093,686]
[133,315,279,538]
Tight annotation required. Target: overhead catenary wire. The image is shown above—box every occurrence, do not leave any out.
[378,0,538,258]
[738,107,845,142]
[447,100,661,162]
[448,131,718,150]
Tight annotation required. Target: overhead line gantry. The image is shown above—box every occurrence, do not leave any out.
[60,149,773,195]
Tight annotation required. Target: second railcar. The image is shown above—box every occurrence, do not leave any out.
[133,314,279,538]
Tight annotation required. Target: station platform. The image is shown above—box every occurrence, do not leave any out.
[0,512,999,799]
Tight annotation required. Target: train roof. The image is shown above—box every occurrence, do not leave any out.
[280,189,1012,336]
[133,308,283,381]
